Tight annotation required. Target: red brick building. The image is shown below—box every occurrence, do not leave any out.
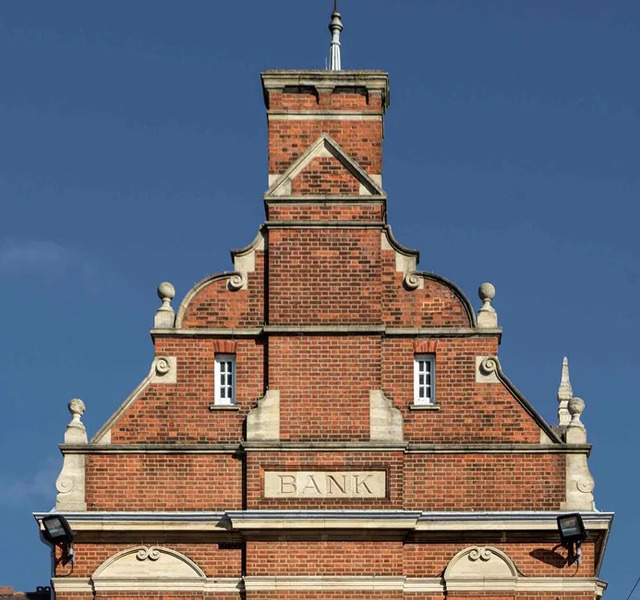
[38,8,611,599]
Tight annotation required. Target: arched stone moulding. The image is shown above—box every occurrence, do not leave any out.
[444,545,517,580]
[174,270,250,327]
[420,272,477,327]
[442,545,527,593]
[173,229,265,328]
[91,546,207,592]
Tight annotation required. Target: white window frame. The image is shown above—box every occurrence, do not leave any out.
[214,354,236,406]
[413,354,435,405]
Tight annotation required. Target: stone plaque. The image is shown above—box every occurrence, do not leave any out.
[264,471,386,498]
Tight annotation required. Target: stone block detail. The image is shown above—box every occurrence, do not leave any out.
[369,390,403,442]
[246,390,280,441]
[476,356,499,383]
[562,449,595,511]
[150,356,177,384]
[562,418,595,511]
[56,399,88,511]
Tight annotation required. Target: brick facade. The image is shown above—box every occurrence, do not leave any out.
[40,52,610,600]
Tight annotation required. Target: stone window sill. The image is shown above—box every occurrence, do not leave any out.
[208,404,241,411]
[409,404,441,411]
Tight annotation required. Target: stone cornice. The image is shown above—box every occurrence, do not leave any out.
[35,510,613,575]
[261,70,390,112]
[35,510,613,533]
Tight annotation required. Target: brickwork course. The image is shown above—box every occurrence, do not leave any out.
[37,12,612,600]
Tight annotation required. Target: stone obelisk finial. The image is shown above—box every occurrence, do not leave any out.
[557,356,573,427]
[328,0,343,70]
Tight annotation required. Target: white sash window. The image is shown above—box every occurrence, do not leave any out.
[414,354,435,405]
[214,354,236,405]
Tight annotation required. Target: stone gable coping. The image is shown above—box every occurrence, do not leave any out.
[478,357,563,444]
[381,225,420,264]
[229,227,265,266]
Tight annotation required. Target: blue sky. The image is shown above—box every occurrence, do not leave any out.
[1,0,638,594]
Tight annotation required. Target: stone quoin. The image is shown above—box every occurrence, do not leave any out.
[36,4,612,599]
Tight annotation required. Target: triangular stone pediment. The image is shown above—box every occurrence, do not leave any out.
[266,133,385,198]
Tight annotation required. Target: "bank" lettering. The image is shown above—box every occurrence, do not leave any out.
[267,471,385,498]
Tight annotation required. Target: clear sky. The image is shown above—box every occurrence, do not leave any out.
[1,0,638,594]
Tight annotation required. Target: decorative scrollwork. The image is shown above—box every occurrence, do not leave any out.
[479,356,499,376]
[56,476,74,494]
[155,357,171,376]
[136,547,161,561]
[227,273,246,291]
[577,477,594,493]
[468,546,492,562]
[403,272,421,290]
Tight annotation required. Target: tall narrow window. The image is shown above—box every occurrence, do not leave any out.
[414,354,435,405]
[215,354,236,405]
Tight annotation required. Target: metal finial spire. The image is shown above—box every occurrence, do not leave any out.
[328,1,343,71]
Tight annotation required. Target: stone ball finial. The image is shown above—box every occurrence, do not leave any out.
[157,282,176,302]
[478,282,496,303]
[155,282,176,328]
[68,398,86,421]
[568,396,585,426]
[477,282,498,328]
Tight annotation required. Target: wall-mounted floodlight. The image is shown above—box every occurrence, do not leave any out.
[557,513,587,565]
[41,515,76,565]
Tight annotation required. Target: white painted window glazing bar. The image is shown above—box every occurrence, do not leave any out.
[414,354,435,405]
[215,354,236,405]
